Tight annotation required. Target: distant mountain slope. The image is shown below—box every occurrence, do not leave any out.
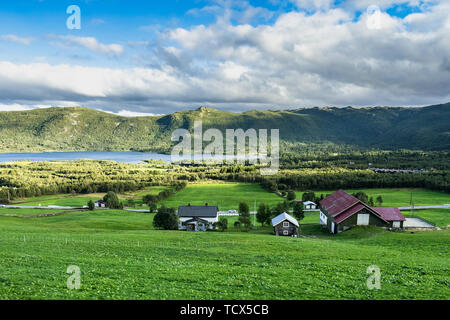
[0,103,449,153]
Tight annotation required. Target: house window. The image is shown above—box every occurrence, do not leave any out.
[283,230,289,235]
[283,222,289,227]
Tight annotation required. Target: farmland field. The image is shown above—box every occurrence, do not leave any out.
[0,208,74,217]
[296,188,450,207]
[10,186,172,208]
[0,209,448,300]
[160,183,284,211]
[402,209,450,228]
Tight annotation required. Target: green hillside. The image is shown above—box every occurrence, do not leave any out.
[0,103,449,153]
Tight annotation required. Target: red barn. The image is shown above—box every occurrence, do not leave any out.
[319,190,405,234]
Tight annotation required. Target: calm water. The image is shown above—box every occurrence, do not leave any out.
[0,151,258,164]
[0,151,172,164]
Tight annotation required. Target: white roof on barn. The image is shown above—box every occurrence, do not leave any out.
[303,201,316,205]
[272,212,299,227]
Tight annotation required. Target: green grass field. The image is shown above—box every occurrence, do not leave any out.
[0,208,74,217]
[10,186,172,208]
[297,188,450,207]
[160,183,284,211]
[403,209,450,228]
[0,209,448,300]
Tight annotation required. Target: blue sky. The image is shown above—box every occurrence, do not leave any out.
[0,0,448,115]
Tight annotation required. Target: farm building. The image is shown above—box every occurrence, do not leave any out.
[303,201,317,210]
[177,204,219,231]
[94,200,107,208]
[319,190,405,234]
[293,200,317,210]
[272,212,299,237]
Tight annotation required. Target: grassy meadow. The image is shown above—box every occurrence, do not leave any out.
[297,188,450,207]
[10,186,172,208]
[0,208,448,300]
[402,209,450,228]
[159,183,284,211]
[1,184,449,300]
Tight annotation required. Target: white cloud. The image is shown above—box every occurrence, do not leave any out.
[291,0,334,11]
[0,2,450,114]
[51,35,124,57]
[102,109,159,117]
[0,34,34,45]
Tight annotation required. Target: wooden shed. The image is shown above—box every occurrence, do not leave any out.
[271,212,299,237]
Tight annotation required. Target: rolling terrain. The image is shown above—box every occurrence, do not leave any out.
[0,103,449,153]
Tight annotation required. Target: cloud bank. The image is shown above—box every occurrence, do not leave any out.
[0,1,449,114]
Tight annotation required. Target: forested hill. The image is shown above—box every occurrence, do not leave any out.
[0,103,449,153]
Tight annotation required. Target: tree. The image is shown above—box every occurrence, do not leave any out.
[287,190,296,201]
[369,197,374,207]
[103,191,123,209]
[376,195,383,206]
[352,192,369,205]
[293,202,304,221]
[148,201,157,213]
[239,202,250,215]
[302,191,316,202]
[256,203,271,227]
[217,218,228,232]
[270,201,289,220]
[234,221,241,229]
[127,199,135,208]
[87,200,95,211]
[238,202,251,229]
[143,194,158,204]
[153,205,178,230]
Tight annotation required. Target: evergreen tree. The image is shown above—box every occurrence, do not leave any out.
[153,205,178,230]
[293,201,304,221]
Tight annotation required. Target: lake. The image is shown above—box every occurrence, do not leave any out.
[0,151,172,164]
[0,151,259,164]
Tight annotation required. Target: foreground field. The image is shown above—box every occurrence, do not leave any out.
[0,210,448,300]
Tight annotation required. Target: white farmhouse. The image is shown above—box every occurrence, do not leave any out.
[177,205,219,231]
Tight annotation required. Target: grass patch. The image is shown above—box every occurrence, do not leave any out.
[0,209,448,300]
[403,209,450,228]
[296,188,450,207]
[160,183,283,211]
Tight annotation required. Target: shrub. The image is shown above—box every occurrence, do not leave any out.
[153,205,178,230]
[103,191,122,209]
[87,200,95,211]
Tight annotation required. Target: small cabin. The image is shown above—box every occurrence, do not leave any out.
[303,201,317,210]
[94,200,107,208]
[272,212,299,237]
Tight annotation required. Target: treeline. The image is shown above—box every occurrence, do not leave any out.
[280,148,450,170]
[214,169,450,193]
[0,160,190,203]
[0,159,448,204]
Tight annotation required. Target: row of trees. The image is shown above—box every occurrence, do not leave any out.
[143,181,187,212]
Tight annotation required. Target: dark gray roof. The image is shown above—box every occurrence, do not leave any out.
[178,205,218,217]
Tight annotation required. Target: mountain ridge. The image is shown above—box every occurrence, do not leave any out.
[0,103,449,153]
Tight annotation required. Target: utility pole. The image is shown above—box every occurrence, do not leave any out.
[254,200,256,227]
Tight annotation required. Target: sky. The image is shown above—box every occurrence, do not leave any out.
[0,0,449,115]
